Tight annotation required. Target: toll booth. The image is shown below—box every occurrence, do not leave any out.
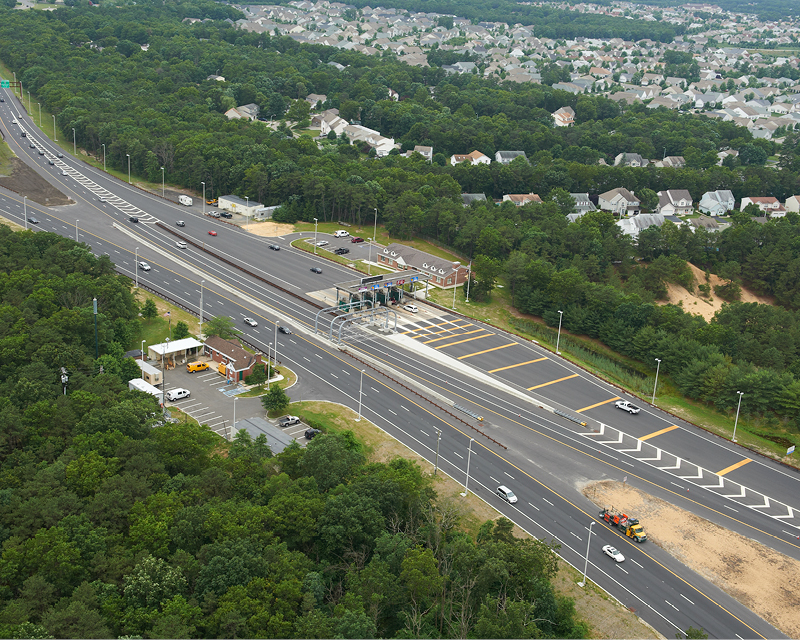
[333,270,431,309]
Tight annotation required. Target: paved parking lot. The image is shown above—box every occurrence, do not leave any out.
[156,359,265,439]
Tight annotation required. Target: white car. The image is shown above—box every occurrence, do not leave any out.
[165,388,190,401]
[403,304,419,313]
[61,168,70,176]
[138,261,151,271]
[176,241,187,249]
[497,485,518,504]
[602,545,625,563]
[333,230,350,237]
[315,240,329,247]
[243,317,258,327]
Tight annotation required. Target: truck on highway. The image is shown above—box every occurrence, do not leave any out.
[599,508,647,542]
[615,400,641,414]
[178,195,193,206]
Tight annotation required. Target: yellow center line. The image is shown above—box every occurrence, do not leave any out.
[457,342,518,360]
[717,458,752,476]
[434,333,495,349]
[489,357,548,373]
[423,328,486,344]
[640,424,680,441]
[527,373,579,390]
[576,397,620,413]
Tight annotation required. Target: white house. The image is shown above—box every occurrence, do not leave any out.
[698,190,735,216]
[656,190,693,216]
[785,195,800,213]
[553,106,575,127]
[450,150,491,166]
[495,151,528,164]
[502,193,542,206]
[740,196,787,217]
[598,187,641,216]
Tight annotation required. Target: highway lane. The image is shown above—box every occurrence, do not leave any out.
[0,90,792,637]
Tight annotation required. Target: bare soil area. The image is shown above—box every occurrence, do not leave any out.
[0,157,73,206]
[245,219,296,238]
[660,262,773,321]
[585,480,800,637]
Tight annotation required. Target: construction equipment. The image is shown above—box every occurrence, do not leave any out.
[599,508,647,542]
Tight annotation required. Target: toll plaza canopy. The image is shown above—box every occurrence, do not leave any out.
[334,270,431,306]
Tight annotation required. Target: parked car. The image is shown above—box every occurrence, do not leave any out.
[278,326,292,334]
[269,244,281,251]
[333,230,350,237]
[243,317,258,327]
[334,247,350,255]
[176,241,187,249]
[403,304,419,313]
[351,237,364,243]
[176,220,185,227]
[166,388,191,401]
[208,230,217,236]
[305,428,322,440]
[186,361,209,373]
[220,211,233,219]
[138,261,151,271]
[278,415,300,427]
[315,240,329,247]
[310,267,322,274]
[497,485,518,504]
[602,545,625,563]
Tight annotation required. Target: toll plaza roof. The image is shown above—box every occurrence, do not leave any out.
[335,269,429,295]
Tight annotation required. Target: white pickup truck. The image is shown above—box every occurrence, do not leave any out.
[615,400,641,414]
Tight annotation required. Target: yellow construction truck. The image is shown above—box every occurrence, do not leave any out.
[599,508,647,542]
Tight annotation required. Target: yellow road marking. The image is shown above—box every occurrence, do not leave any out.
[489,357,548,373]
[527,373,579,390]
[640,425,680,441]
[576,397,620,413]
[457,342,518,360]
[717,458,752,476]
[434,333,495,349]
[423,328,485,344]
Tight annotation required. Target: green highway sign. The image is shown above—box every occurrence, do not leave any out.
[0,81,9,88]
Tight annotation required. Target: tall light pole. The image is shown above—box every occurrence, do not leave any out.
[27,90,30,113]
[452,273,457,310]
[373,207,378,249]
[75,219,79,242]
[23,196,27,230]
[141,339,146,366]
[434,428,442,475]
[356,369,365,421]
[72,128,76,155]
[460,438,474,497]
[52,114,57,141]
[313,217,318,254]
[202,182,206,215]
[245,196,249,210]
[732,391,744,443]
[269,320,278,390]
[37,102,40,127]
[162,337,170,389]
[93,298,98,359]
[135,247,139,288]
[652,358,661,404]
[367,237,373,275]
[101,143,106,171]
[556,310,564,355]
[578,521,595,587]
[199,280,205,329]
[126,154,131,184]
[161,167,165,197]
[233,397,238,438]
[465,262,472,303]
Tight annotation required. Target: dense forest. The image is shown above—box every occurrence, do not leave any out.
[0,229,586,639]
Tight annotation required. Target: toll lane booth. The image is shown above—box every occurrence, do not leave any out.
[334,270,430,310]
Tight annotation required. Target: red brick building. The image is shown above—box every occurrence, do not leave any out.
[204,336,263,383]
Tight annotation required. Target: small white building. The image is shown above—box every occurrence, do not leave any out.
[218,195,264,217]
[135,359,163,387]
[148,338,204,368]
[129,378,164,406]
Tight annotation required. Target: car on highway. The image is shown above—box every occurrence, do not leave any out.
[602,545,625,563]
[98,197,107,202]
[48,159,54,165]
[138,261,151,271]
[243,317,258,327]
[403,304,419,313]
[176,220,185,227]
[0,97,3,102]
[61,169,69,176]
[278,326,292,335]
[351,236,364,243]
[278,415,300,427]
[497,485,518,504]
[334,247,350,255]
[57,152,63,158]
[29,142,35,148]
[208,230,217,236]
[269,244,280,251]
[305,428,322,440]
[176,241,187,249]
[38,149,44,156]
[129,216,139,223]
[615,400,641,414]
[12,118,17,124]
[310,266,322,274]
[166,388,191,402]
[315,240,329,247]
[27,216,39,224]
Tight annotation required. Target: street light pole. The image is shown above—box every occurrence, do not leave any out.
[53,114,57,141]
[452,274,457,310]
[201,182,205,215]
[465,262,472,303]
[135,247,139,288]
[23,196,27,230]
[126,154,131,184]
[556,310,564,355]
[199,280,205,329]
[652,358,661,404]
[72,128,76,155]
[313,217,318,254]
[373,207,378,249]
[367,237,373,275]
[233,397,238,438]
[102,144,106,171]
[732,391,744,443]
[37,102,40,127]
[434,428,442,475]
[460,438,474,497]
[75,219,79,242]
[356,369,365,421]
[93,298,98,359]
[161,167,165,197]
[578,521,595,587]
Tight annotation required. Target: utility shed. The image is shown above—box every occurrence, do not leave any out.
[235,416,296,454]
[134,359,163,386]
[128,378,164,405]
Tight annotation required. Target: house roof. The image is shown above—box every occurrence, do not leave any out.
[382,243,463,275]
[204,336,260,372]
[150,338,204,356]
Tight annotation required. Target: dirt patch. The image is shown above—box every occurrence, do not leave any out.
[659,262,773,321]
[0,157,73,206]
[245,220,296,238]
[585,480,800,637]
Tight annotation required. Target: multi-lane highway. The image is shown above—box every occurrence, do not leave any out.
[1,88,797,638]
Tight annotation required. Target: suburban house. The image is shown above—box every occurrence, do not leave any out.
[450,150,491,166]
[784,195,800,213]
[409,145,433,161]
[598,188,641,216]
[660,156,686,168]
[740,196,787,217]
[304,93,327,107]
[494,151,528,165]
[377,243,469,289]
[617,214,665,238]
[225,103,260,121]
[614,152,649,167]
[570,193,597,215]
[698,190,735,216]
[502,193,543,206]
[553,106,576,126]
[656,190,693,216]
[203,336,264,383]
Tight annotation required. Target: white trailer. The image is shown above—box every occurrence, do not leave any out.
[128,378,164,405]
[178,195,193,206]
